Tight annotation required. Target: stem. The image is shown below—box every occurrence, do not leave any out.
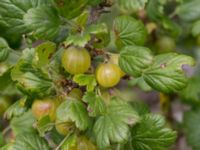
[116,144,121,150]
[88,7,100,24]
[97,87,102,96]
[22,34,33,48]
[55,130,74,150]
[2,126,11,136]
[61,17,80,31]
[9,49,21,57]
[111,88,126,101]
[169,10,177,19]
[41,123,55,128]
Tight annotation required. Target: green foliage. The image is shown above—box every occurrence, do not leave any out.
[130,101,150,116]
[119,45,195,93]
[192,20,200,36]
[54,0,88,19]
[146,0,166,22]
[124,114,177,150]
[82,91,106,117]
[118,0,148,13]
[56,99,90,131]
[36,116,53,136]
[147,0,181,37]
[0,0,51,35]
[0,143,13,150]
[0,133,3,147]
[0,68,13,92]
[180,75,200,105]
[65,33,91,47]
[11,48,54,97]
[65,23,110,48]
[119,45,153,77]
[0,38,10,62]
[74,10,89,27]
[11,133,50,150]
[60,134,77,150]
[73,74,97,91]
[129,77,152,91]
[176,0,200,22]
[33,41,56,68]
[4,98,27,119]
[88,23,110,48]
[24,6,62,40]
[11,110,36,135]
[94,98,140,149]
[143,53,194,93]
[88,0,102,6]
[113,16,147,48]
[0,0,197,149]
[183,108,200,150]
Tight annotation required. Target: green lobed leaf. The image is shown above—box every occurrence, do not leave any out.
[0,63,9,75]
[146,0,181,37]
[4,98,27,119]
[130,101,150,116]
[0,133,3,147]
[0,143,13,150]
[87,23,108,34]
[176,0,200,22]
[161,17,181,38]
[143,53,195,93]
[120,45,195,93]
[73,74,97,91]
[180,75,200,106]
[87,0,102,6]
[0,96,11,116]
[129,77,152,91]
[0,64,19,95]
[82,91,106,117]
[0,0,52,35]
[0,68,13,92]
[11,48,35,82]
[86,23,110,48]
[10,110,36,135]
[36,116,53,137]
[65,33,91,47]
[183,108,200,150]
[118,0,148,13]
[54,0,88,19]
[61,134,97,150]
[24,6,62,40]
[11,133,50,150]
[74,10,89,27]
[11,48,54,97]
[113,16,147,48]
[93,98,140,149]
[61,134,77,150]
[146,0,165,22]
[126,114,177,150]
[33,41,56,68]
[119,45,153,77]
[49,128,63,145]
[56,99,90,131]
[192,20,200,36]
[0,37,10,62]
[16,72,53,97]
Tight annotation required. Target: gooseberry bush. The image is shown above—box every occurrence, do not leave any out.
[0,0,200,150]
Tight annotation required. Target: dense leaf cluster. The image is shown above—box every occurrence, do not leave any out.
[0,0,200,150]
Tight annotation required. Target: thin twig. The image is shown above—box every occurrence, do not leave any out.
[55,130,74,150]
